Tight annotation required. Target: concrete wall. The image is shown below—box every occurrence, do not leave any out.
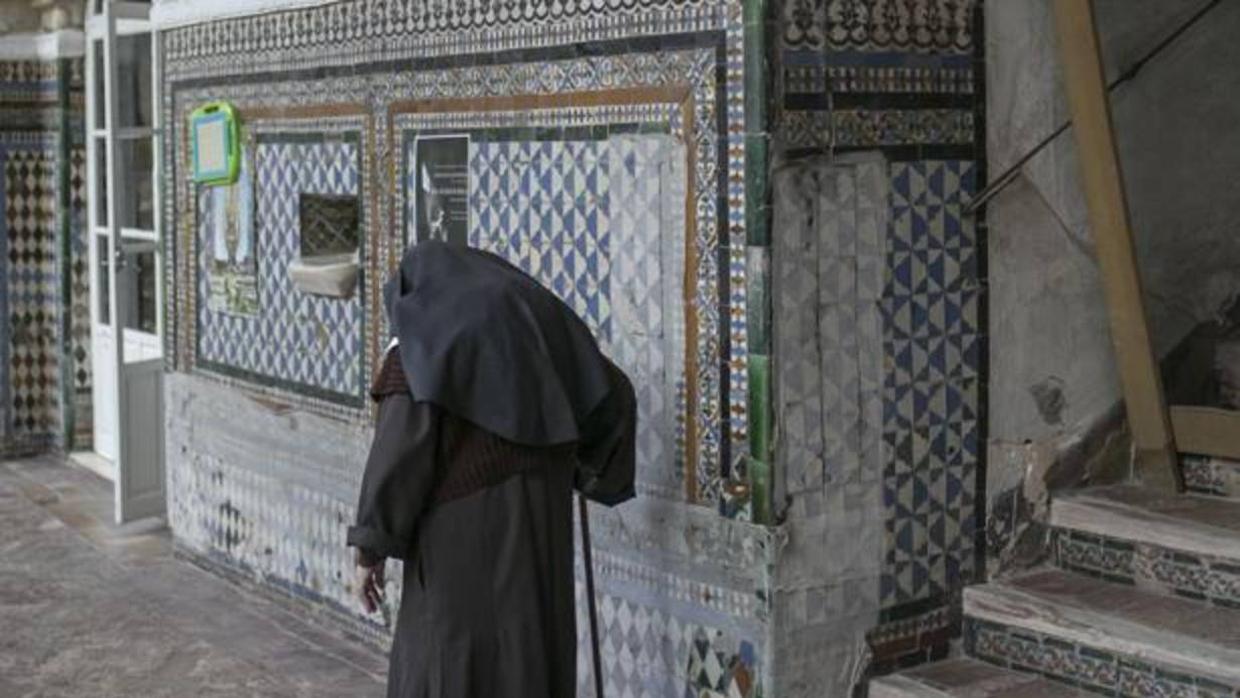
[985,0,1240,561]
[157,1,775,695]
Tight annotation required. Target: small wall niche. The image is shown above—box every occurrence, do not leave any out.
[289,192,361,298]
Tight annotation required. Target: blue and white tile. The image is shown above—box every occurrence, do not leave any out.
[468,139,612,340]
[197,136,365,400]
[881,160,980,608]
[609,134,688,501]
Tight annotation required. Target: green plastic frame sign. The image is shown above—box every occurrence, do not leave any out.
[190,101,241,186]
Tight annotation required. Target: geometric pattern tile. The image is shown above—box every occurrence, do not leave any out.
[773,167,825,495]
[685,629,758,698]
[881,160,980,609]
[166,449,380,628]
[69,146,90,391]
[608,135,687,502]
[358,38,730,506]
[197,134,365,402]
[0,149,7,440]
[462,134,691,502]
[574,581,758,698]
[68,146,92,446]
[170,29,740,506]
[4,150,62,440]
[776,157,888,496]
[468,139,612,339]
[0,150,6,439]
[154,8,770,698]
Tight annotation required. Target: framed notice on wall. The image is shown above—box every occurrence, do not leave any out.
[190,102,241,186]
[413,135,470,246]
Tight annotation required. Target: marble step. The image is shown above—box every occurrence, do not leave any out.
[964,569,1240,696]
[869,657,1095,697]
[1183,454,1240,498]
[1050,485,1240,606]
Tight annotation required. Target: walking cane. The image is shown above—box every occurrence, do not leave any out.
[578,494,605,698]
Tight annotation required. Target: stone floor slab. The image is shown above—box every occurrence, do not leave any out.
[0,456,387,698]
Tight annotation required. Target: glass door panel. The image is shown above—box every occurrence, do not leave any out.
[93,137,108,226]
[117,137,154,230]
[114,33,152,128]
[95,234,111,325]
[92,40,106,130]
[118,244,157,335]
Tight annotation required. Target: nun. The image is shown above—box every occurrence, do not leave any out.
[347,241,636,697]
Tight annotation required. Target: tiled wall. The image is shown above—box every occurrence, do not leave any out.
[0,58,88,457]
[161,1,774,694]
[196,130,366,404]
[67,147,90,449]
[771,0,986,691]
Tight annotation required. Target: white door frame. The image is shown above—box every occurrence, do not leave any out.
[85,0,166,523]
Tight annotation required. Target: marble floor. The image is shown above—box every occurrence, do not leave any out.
[0,455,387,698]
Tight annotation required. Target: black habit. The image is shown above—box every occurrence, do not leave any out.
[348,243,637,698]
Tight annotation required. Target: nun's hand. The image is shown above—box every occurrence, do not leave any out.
[355,562,386,614]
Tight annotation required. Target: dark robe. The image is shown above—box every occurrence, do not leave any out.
[348,350,636,698]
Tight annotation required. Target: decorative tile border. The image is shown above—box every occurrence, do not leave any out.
[0,60,61,83]
[868,601,956,668]
[783,58,975,96]
[834,108,974,148]
[1183,454,1240,499]
[1054,528,1240,609]
[778,1,979,158]
[591,547,765,622]
[967,617,1240,697]
[781,0,976,54]
[162,0,734,82]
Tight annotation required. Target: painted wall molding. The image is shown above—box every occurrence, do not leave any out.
[0,30,85,60]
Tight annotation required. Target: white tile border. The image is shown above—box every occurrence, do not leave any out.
[151,0,335,29]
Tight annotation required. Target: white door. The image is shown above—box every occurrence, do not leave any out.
[86,1,166,523]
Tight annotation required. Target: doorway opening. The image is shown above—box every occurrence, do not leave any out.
[81,0,165,524]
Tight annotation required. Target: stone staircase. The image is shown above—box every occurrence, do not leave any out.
[871,457,1240,697]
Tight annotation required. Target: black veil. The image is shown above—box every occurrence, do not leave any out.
[383,241,614,447]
